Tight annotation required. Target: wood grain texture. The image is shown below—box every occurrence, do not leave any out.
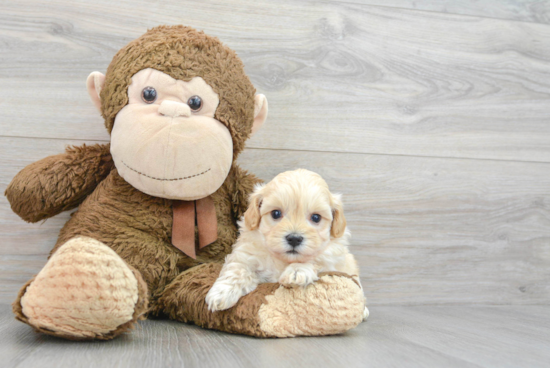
[1,0,550,162]
[1,137,549,306]
[238,148,550,306]
[1,304,550,368]
[1,1,549,363]
[332,0,550,24]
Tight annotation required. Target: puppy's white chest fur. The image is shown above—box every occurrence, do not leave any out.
[254,252,288,283]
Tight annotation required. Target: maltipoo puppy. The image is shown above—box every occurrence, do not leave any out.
[206,169,368,320]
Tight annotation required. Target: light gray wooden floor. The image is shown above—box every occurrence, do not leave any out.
[2,304,550,368]
[1,0,550,367]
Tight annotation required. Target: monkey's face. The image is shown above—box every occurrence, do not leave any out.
[110,68,233,200]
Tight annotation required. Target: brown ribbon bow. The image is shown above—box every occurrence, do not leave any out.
[171,196,218,259]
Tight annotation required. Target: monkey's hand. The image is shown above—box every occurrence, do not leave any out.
[5,143,114,222]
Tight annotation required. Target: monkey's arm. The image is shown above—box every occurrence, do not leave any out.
[230,165,263,220]
[5,143,114,223]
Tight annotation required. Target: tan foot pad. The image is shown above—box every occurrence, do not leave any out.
[20,237,140,339]
[258,273,366,337]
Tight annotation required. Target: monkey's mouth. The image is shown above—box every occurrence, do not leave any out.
[121,161,211,181]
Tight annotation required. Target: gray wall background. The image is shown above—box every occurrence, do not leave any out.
[1,0,550,306]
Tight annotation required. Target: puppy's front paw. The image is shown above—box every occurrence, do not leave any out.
[279,264,318,287]
[206,282,244,312]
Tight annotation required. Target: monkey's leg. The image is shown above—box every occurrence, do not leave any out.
[153,263,366,337]
[13,236,148,340]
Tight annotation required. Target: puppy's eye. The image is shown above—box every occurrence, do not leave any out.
[311,214,322,223]
[187,95,202,111]
[271,210,282,220]
[141,87,157,103]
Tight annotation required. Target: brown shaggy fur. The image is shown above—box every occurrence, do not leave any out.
[5,25,270,339]
[152,263,280,337]
[101,25,256,159]
[6,144,113,222]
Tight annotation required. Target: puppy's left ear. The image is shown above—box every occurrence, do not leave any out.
[330,194,347,238]
[244,184,264,230]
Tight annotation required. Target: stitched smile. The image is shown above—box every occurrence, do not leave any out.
[121,161,211,181]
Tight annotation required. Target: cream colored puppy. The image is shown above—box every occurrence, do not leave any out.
[206,169,368,320]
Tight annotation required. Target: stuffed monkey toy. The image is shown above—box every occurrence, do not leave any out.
[6,25,366,340]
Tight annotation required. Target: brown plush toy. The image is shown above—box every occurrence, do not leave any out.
[6,25,366,340]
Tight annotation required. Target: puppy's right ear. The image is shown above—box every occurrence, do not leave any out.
[244,184,264,230]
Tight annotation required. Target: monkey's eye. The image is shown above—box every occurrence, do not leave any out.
[311,214,322,223]
[271,210,282,220]
[141,87,157,103]
[187,95,202,111]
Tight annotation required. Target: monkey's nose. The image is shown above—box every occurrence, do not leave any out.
[158,100,191,118]
[285,234,304,248]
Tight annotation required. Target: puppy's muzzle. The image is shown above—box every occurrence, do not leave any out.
[285,234,303,248]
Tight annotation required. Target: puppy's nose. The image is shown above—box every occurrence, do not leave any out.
[158,100,191,118]
[285,234,303,248]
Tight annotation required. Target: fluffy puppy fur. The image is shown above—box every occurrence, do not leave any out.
[206,169,368,320]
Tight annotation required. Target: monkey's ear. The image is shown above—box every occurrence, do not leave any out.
[251,94,268,136]
[86,71,106,113]
[330,194,347,238]
[244,184,265,230]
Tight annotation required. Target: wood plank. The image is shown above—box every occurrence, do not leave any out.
[1,1,550,162]
[0,255,45,304]
[1,137,549,305]
[330,0,550,25]
[1,304,550,368]
[239,147,550,306]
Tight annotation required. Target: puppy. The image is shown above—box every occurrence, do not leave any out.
[206,169,368,320]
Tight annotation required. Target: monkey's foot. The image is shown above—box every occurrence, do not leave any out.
[154,264,366,337]
[13,236,148,340]
[256,271,367,337]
